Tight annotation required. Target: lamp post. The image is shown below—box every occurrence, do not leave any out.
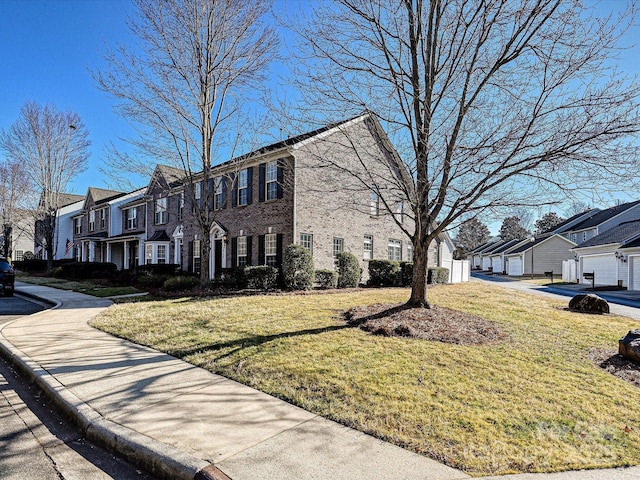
[530,236,535,279]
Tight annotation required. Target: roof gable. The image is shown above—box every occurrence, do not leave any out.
[83,187,126,210]
[569,200,640,231]
[575,219,640,248]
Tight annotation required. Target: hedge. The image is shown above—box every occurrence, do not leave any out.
[135,264,181,275]
[57,262,118,279]
[336,252,361,288]
[163,275,200,291]
[214,267,247,288]
[368,259,400,286]
[283,244,315,290]
[315,269,338,289]
[428,267,449,284]
[245,266,279,290]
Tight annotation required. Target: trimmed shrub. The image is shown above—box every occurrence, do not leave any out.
[136,274,170,288]
[163,275,200,291]
[245,266,279,290]
[214,267,247,288]
[368,259,400,286]
[400,261,413,287]
[283,244,315,290]
[58,262,117,279]
[315,269,338,289]
[136,264,181,275]
[52,266,64,278]
[428,267,449,284]
[22,251,35,260]
[13,259,48,273]
[336,252,361,288]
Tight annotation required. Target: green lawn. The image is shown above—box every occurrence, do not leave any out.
[17,275,142,298]
[90,283,640,476]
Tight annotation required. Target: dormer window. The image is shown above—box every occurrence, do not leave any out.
[89,210,96,231]
[155,197,167,225]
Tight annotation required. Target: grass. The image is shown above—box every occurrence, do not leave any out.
[90,283,640,476]
[17,275,142,298]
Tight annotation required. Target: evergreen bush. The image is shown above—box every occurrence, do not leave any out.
[283,244,315,290]
[427,267,449,284]
[368,259,400,286]
[337,252,361,288]
[315,269,338,289]
[163,275,200,291]
[245,266,279,290]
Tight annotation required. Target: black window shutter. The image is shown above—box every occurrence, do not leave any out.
[221,176,227,208]
[231,173,237,208]
[187,241,194,273]
[258,235,265,265]
[246,167,253,205]
[246,236,253,266]
[276,160,284,199]
[276,234,284,267]
[208,178,214,210]
[231,237,237,268]
[258,164,265,202]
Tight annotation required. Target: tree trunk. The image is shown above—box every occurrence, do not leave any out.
[407,240,430,308]
[200,234,211,286]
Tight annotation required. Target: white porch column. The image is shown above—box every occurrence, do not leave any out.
[124,240,129,270]
[106,243,112,263]
[89,241,95,262]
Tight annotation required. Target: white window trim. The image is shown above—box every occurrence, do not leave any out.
[89,210,96,231]
[266,161,278,201]
[364,235,373,260]
[238,169,249,206]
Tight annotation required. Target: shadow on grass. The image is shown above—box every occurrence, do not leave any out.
[344,303,408,326]
[171,324,349,361]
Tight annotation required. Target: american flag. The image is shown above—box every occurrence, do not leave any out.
[65,238,74,254]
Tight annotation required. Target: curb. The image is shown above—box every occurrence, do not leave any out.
[0,289,230,480]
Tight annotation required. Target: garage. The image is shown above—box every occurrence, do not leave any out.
[482,256,492,271]
[491,256,503,274]
[507,256,522,276]
[629,256,640,291]
[581,254,617,286]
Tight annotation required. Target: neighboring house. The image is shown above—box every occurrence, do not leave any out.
[1,209,35,261]
[469,240,501,270]
[503,234,576,276]
[488,239,522,274]
[560,200,640,245]
[72,188,126,262]
[50,114,466,283]
[573,219,640,288]
[35,193,85,260]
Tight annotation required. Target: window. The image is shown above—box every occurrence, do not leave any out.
[155,197,167,224]
[214,176,223,209]
[333,237,344,268]
[265,233,277,266]
[157,244,167,264]
[126,208,137,230]
[192,183,202,213]
[407,244,414,262]
[237,236,248,266]
[14,250,24,261]
[238,169,249,206]
[300,233,313,253]
[100,209,106,229]
[89,210,96,231]
[193,239,201,274]
[370,187,379,216]
[145,244,153,264]
[571,233,577,243]
[388,239,402,261]
[583,232,587,242]
[178,192,184,220]
[266,161,278,200]
[74,217,82,235]
[395,200,404,223]
[363,235,373,260]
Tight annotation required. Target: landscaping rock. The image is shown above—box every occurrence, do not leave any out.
[568,294,610,314]
[619,329,640,363]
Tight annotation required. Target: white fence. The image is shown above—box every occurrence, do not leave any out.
[562,260,577,283]
[445,259,470,283]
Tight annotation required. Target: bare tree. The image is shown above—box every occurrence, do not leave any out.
[0,159,32,258]
[287,0,640,307]
[0,102,90,270]
[564,200,592,217]
[94,0,278,284]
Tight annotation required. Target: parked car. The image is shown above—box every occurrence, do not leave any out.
[0,258,15,296]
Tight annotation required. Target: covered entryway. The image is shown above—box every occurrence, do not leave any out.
[581,254,617,286]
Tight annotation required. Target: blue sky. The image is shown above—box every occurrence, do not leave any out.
[0,0,638,230]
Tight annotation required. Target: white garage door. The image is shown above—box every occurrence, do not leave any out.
[491,256,502,274]
[508,257,522,276]
[582,254,617,286]
[482,256,492,271]
[630,256,640,291]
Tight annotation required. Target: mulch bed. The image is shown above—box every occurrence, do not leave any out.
[344,303,507,345]
[587,348,640,389]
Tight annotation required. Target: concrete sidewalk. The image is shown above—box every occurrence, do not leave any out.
[2,281,639,480]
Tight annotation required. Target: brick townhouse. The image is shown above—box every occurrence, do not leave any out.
[54,113,455,279]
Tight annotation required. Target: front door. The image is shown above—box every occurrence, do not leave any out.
[214,239,223,277]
